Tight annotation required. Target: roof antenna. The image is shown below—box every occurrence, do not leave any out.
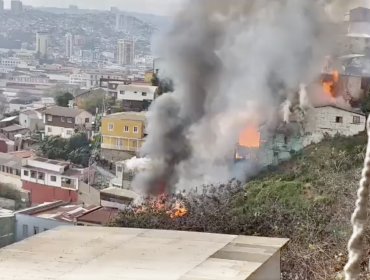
[344,117,370,280]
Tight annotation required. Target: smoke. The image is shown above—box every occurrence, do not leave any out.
[133,0,341,194]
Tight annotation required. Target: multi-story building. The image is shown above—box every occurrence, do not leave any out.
[0,57,23,68]
[36,32,49,58]
[116,84,158,111]
[101,112,146,161]
[44,106,93,139]
[347,7,370,54]
[65,33,74,58]
[21,157,86,204]
[117,39,135,66]
[0,0,4,12]
[11,0,22,13]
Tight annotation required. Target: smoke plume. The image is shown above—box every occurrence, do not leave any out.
[134,0,341,194]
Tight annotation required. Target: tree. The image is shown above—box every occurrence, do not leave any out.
[55,92,74,107]
[79,90,105,114]
[38,133,92,167]
[361,92,370,116]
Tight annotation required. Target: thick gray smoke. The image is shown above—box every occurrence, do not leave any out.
[133,0,340,194]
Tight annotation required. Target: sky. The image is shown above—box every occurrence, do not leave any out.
[4,0,184,15]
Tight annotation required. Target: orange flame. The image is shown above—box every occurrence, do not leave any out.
[322,71,339,98]
[169,202,188,219]
[135,195,188,219]
[239,125,261,148]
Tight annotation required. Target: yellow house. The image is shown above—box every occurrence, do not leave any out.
[101,112,146,155]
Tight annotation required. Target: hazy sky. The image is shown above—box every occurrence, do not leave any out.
[4,0,184,15]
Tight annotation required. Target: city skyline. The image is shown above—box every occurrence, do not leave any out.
[2,0,183,15]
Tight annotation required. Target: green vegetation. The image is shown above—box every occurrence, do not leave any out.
[0,183,26,210]
[55,92,74,107]
[38,133,91,167]
[112,133,368,279]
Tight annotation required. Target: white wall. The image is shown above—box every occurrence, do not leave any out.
[15,214,70,242]
[45,125,75,139]
[304,107,366,145]
[75,111,93,127]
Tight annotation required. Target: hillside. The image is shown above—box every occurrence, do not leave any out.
[112,133,369,280]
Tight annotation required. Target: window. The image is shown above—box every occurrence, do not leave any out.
[16,169,20,176]
[47,127,52,133]
[67,118,73,123]
[66,130,73,136]
[33,226,39,235]
[120,90,125,95]
[30,170,37,179]
[38,172,45,180]
[335,116,343,123]
[284,136,288,145]
[85,118,89,123]
[124,126,129,132]
[108,123,114,131]
[117,166,123,173]
[22,224,28,237]
[23,170,29,176]
[47,115,52,122]
[353,116,361,124]
[117,139,123,148]
[61,116,65,122]
[50,175,57,182]
[133,126,139,133]
[142,92,147,96]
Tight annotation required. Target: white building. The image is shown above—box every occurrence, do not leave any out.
[21,158,83,191]
[65,33,74,58]
[19,110,44,132]
[0,57,23,68]
[36,32,49,58]
[116,84,158,102]
[44,106,93,139]
[11,0,22,13]
[303,106,366,145]
[117,39,135,66]
[347,7,370,54]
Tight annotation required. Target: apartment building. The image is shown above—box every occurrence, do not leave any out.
[116,84,158,111]
[101,112,146,161]
[44,106,93,138]
[21,157,87,204]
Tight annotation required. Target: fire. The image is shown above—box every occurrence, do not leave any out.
[322,71,339,98]
[239,125,261,148]
[134,195,188,219]
[169,202,188,219]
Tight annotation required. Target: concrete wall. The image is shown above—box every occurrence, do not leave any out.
[19,113,44,132]
[249,251,281,280]
[0,172,22,189]
[304,107,366,145]
[45,125,75,138]
[15,213,70,242]
[0,215,15,248]
[78,181,100,206]
[101,148,135,162]
[75,111,93,127]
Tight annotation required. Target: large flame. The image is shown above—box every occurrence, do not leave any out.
[322,71,339,98]
[239,125,261,148]
[134,195,188,219]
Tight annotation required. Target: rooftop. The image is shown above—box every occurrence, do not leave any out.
[1,124,27,132]
[0,152,22,169]
[103,111,147,122]
[0,227,288,280]
[76,207,119,225]
[44,106,87,118]
[100,186,139,200]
